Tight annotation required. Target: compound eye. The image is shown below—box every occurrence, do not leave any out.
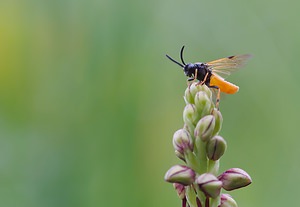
[183,66,190,76]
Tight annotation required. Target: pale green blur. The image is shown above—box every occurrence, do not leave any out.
[0,0,299,206]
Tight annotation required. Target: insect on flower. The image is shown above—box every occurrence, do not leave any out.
[166,46,252,108]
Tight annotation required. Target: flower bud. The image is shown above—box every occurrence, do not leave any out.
[201,84,213,99]
[194,91,212,117]
[206,135,227,160]
[175,150,186,162]
[190,82,212,100]
[164,165,196,185]
[173,129,193,155]
[211,108,223,136]
[184,86,194,104]
[183,104,197,133]
[173,183,186,200]
[219,194,238,207]
[218,168,252,191]
[183,104,197,122]
[196,173,222,198]
[194,115,215,142]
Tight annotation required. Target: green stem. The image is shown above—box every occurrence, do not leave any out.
[194,184,206,207]
[195,138,207,174]
[207,160,219,176]
[210,195,220,207]
[185,150,201,174]
[186,185,198,207]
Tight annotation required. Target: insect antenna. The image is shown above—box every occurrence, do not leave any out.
[180,46,186,65]
[166,54,185,68]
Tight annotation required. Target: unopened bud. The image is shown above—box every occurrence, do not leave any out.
[219,194,238,207]
[196,173,222,198]
[183,104,197,133]
[218,168,252,191]
[194,115,215,142]
[173,129,193,155]
[175,150,186,162]
[173,183,186,200]
[206,135,227,160]
[211,108,223,136]
[194,91,212,117]
[164,165,196,186]
[191,82,212,100]
[184,86,194,104]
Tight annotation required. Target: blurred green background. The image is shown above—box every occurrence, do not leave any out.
[0,0,299,206]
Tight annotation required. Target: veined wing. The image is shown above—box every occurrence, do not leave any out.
[206,54,252,77]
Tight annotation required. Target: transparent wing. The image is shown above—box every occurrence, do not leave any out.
[206,54,252,77]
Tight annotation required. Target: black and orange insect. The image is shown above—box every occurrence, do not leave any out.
[166,46,251,108]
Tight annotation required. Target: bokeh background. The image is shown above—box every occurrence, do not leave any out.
[0,0,299,206]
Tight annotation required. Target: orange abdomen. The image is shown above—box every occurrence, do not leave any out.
[209,74,239,94]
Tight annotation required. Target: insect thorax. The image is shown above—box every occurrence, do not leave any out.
[194,63,211,83]
[184,62,211,83]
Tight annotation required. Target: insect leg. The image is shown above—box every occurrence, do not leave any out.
[194,69,198,81]
[201,72,209,85]
[196,72,209,86]
[187,77,194,81]
[208,85,221,110]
